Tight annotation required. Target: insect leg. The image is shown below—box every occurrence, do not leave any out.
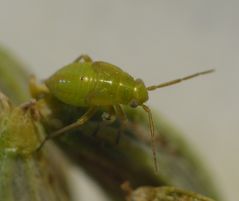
[114,105,128,144]
[142,104,159,172]
[92,106,116,137]
[37,106,97,150]
[73,54,93,63]
[29,75,49,100]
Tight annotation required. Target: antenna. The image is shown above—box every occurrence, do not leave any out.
[142,104,159,172]
[147,69,214,91]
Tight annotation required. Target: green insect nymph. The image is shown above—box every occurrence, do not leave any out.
[46,55,148,108]
[40,54,214,171]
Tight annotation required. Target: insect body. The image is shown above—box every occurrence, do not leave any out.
[39,54,214,171]
[46,56,148,108]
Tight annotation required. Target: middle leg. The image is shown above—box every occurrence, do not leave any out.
[92,106,116,137]
[114,104,128,144]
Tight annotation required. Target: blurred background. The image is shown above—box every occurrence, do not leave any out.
[0,1,238,200]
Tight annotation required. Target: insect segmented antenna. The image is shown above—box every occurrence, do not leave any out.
[147,69,215,91]
[142,104,159,173]
[144,69,214,171]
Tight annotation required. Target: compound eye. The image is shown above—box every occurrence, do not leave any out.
[129,99,138,108]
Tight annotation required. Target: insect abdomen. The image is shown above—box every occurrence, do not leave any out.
[45,63,97,107]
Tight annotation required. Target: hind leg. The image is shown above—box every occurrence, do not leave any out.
[37,106,97,150]
[74,54,92,63]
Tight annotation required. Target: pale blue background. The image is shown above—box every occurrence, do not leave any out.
[0,1,238,200]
